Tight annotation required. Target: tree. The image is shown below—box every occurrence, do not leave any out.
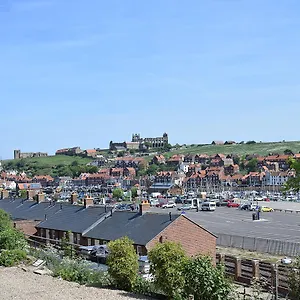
[245,158,258,173]
[288,256,300,299]
[131,187,138,199]
[112,188,124,200]
[0,228,27,250]
[183,255,232,300]
[0,209,12,231]
[148,241,187,299]
[107,237,139,291]
[146,164,159,175]
[284,158,300,192]
[284,149,294,155]
[163,143,172,152]
[246,140,256,144]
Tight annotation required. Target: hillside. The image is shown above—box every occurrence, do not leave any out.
[2,155,94,177]
[166,141,300,157]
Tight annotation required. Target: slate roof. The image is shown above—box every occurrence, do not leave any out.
[37,205,112,233]
[0,199,66,221]
[84,211,181,245]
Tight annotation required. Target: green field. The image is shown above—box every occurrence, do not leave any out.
[166,141,300,157]
[3,155,92,166]
[2,155,94,177]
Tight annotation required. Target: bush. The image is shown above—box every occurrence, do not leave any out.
[0,249,27,267]
[0,209,12,231]
[289,256,300,299]
[133,276,158,297]
[107,237,139,291]
[0,228,28,250]
[183,255,232,300]
[148,241,187,299]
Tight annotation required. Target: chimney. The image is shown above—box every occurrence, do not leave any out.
[70,193,78,205]
[1,190,9,199]
[139,200,150,215]
[37,193,45,203]
[84,196,94,208]
[27,190,35,200]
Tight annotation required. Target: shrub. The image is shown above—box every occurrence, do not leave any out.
[289,256,300,299]
[0,228,28,250]
[148,241,187,299]
[183,255,232,300]
[107,237,139,291]
[0,209,12,231]
[0,249,27,267]
[133,276,158,297]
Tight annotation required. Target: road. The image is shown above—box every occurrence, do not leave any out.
[149,204,300,243]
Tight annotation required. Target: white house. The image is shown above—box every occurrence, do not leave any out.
[264,171,294,186]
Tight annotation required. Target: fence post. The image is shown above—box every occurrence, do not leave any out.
[271,264,279,300]
[234,257,242,281]
[252,259,260,279]
[219,253,225,264]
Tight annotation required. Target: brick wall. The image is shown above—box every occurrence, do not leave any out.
[13,220,40,236]
[146,215,216,261]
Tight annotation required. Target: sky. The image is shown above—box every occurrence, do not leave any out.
[1,0,300,159]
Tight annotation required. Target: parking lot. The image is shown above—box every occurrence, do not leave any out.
[149,205,300,243]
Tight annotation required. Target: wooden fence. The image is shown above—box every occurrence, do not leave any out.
[216,254,290,296]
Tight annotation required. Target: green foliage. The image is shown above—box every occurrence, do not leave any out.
[131,187,138,198]
[288,256,300,299]
[112,188,124,200]
[246,140,256,144]
[107,237,139,291]
[133,276,158,297]
[245,158,259,173]
[0,249,27,267]
[148,241,187,299]
[18,190,28,199]
[0,228,28,250]
[60,231,75,258]
[0,209,12,231]
[284,158,300,192]
[183,255,232,300]
[284,148,294,155]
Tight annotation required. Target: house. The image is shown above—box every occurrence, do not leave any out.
[81,203,217,258]
[123,167,136,177]
[115,157,145,169]
[264,170,295,186]
[211,141,224,145]
[84,149,97,158]
[0,198,217,260]
[224,141,236,145]
[194,154,209,164]
[151,155,166,165]
[166,155,184,167]
[55,147,82,156]
[32,175,54,187]
[110,168,124,177]
[224,164,240,176]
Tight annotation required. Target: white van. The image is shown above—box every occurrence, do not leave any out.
[201,201,216,211]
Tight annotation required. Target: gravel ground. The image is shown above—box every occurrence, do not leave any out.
[0,267,152,300]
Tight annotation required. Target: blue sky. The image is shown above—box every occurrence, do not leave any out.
[1,0,300,159]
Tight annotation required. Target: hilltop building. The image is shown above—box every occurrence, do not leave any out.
[14,150,48,160]
[109,133,169,151]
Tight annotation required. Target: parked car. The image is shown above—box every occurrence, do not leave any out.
[162,201,176,209]
[216,200,229,207]
[201,201,216,211]
[240,203,257,211]
[260,206,274,212]
[177,204,192,211]
[227,202,240,208]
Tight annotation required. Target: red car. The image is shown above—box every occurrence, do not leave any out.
[227,202,240,208]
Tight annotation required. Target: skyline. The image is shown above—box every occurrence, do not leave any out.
[1,0,300,159]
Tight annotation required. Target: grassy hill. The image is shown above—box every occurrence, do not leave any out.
[2,155,94,177]
[166,141,300,157]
